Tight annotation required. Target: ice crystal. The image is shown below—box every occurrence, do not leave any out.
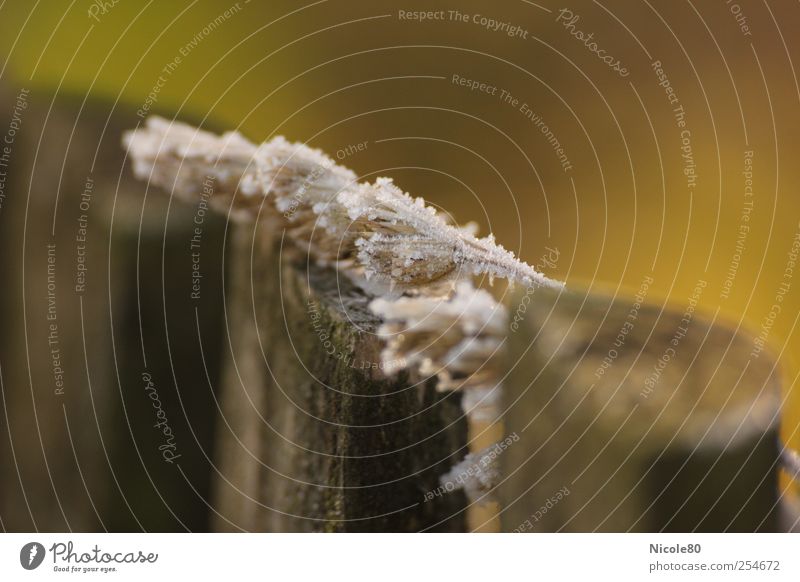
[123,116,557,504]
[371,282,510,500]
[123,116,563,292]
[370,282,507,424]
[253,136,359,262]
[122,116,261,220]
[439,443,502,503]
[340,178,562,293]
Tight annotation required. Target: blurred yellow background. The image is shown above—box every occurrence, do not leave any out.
[2,0,798,498]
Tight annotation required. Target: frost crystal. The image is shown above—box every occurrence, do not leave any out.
[370,281,512,498]
[370,282,507,424]
[124,117,565,502]
[122,116,261,220]
[340,178,562,293]
[439,444,503,503]
[123,116,563,292]
[253,136,359,262]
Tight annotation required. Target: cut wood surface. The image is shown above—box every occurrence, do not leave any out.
[501,286,781,532]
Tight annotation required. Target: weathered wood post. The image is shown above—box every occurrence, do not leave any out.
[501,286,781,532]
[121,116,558,532]
[0,89,227,531]
[121,116,788,535]
[211,221,468,531]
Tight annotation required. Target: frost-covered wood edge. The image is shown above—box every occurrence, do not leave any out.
[123,115,800,532]
[211,223,468,531]
[123,116,558,530]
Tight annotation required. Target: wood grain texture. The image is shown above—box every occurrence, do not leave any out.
[212,223,469,532]
[501,286,781,532]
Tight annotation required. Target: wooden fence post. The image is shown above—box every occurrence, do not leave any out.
[501,286,781,532]
[212,221,468,531]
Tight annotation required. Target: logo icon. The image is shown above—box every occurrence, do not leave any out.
[20,542,45,570]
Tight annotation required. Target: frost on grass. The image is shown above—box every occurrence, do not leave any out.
[123,116,563,294]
